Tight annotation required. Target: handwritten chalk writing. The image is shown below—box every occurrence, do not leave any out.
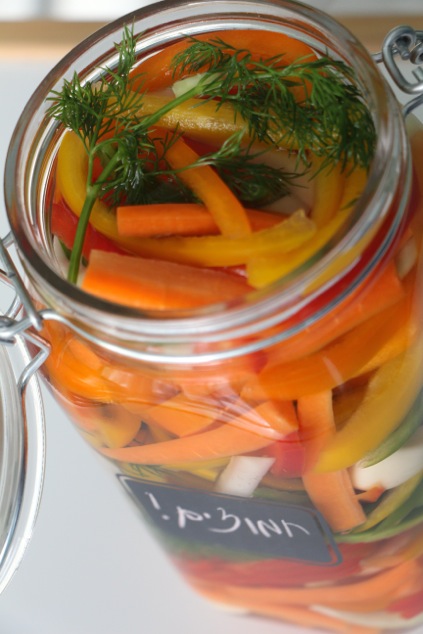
[209,507,242,534]
[119,476,342,565]
[243,517,310,539]
[176,507,205,529]
[282,520,312,538]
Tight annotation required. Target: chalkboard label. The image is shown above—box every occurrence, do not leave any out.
[118,476,341,565]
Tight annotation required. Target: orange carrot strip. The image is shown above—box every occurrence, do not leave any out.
[156,132,251,238]
[143,393,220,437]
[81,250,252,310]
[303,469,366,532]
[117,203,283,237]
[130,29,317,92]
[297,391,336,470]
[100,418,278,464]
[115,209,314,269]
[297,391,366,532]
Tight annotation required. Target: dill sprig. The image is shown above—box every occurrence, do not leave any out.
[191,131,300,206]
[47,27,376,282]
[171,37,376,171]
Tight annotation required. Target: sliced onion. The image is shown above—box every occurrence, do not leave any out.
[214,455,275,497]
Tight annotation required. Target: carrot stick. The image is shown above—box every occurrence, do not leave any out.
[297,391,336,470]
[81,250,252,310]
[116,203,283,237]
[156,131,251,238]
[100,418,278,464]
[303,469,366,532]
[297,391,366,532]
[130,29,317,92]
[115,209,314,268]
[143,393,220,437]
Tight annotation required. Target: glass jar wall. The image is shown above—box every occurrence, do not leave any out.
[3,1,423,631]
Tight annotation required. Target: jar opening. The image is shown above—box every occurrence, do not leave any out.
[4,0,411,359]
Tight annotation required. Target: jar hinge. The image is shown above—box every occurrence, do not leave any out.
[0,234,51,393]
[374,26,423,116]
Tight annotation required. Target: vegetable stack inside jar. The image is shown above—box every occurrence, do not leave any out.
[40,19,423,634]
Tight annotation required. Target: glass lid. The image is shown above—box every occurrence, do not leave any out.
[0,332,45,595]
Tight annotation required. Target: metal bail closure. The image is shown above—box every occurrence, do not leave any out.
[374,26,423,116]
[0,234,46,594]
[0,233,50,392]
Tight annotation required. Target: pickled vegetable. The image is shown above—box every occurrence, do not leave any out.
[41,25,423,633]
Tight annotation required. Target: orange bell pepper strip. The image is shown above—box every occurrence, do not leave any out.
[130,29,317,92]
[261,259,405,367]
[154,130,251,238]
[243,294,411,401]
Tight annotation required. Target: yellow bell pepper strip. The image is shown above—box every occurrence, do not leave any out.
[315,334,423,473]
[154,130,252,238]
[56,132,152,255]
[352,471,423,534]
[309,159,346,228]
[134,93,250,149]
[115,208,315,268]
[246,166,368,288]
[132,93,306,152]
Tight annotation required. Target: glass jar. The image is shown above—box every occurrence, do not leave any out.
[2,0,423,630]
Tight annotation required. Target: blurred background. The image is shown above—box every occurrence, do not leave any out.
[0,0,422,60]
[0,0,422,20]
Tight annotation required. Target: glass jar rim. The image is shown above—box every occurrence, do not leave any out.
[4,0,411,359]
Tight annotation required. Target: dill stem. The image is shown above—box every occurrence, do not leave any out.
[67,149,121,283]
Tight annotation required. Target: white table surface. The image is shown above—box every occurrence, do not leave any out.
[0,38,423,634]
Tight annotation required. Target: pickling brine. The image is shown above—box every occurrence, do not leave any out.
[4,4,423,633]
